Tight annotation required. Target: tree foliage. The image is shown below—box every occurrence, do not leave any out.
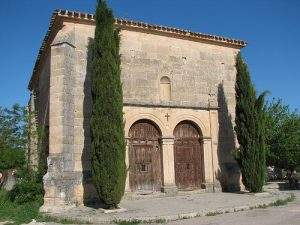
[0,104,27,172]
[90,0,126,208]
[265,99,300,170]
[235,53,267,192]
[0,104,45,205]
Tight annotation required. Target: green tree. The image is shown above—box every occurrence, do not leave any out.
[0,104,27,172]
[90,0,126,208]
[235,53,267,192]
[0,104,45,205]
[265,99,300,171]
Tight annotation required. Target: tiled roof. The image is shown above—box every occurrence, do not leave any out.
[28,9,247,90]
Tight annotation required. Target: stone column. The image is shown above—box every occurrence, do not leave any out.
[203,137,214,192]
[203,137,221,192]
[161,137,177,195]
[125,137,130,192]
[42,42,79,211]
[210,110,222,192]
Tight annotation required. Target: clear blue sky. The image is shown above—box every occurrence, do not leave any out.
[0,0,299,110]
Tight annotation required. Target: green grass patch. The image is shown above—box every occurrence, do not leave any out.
[37,215,89,224]
[205,211,222,216]
[152,218,166,223]
[269,194,295,207]
[0,189,40,225]
[254,194,295,210]
[0,189,89,225]
[256,204,268,209]
[114,218,166,225]
[115,219,141,225]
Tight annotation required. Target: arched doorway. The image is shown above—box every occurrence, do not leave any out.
[174,121,204,190]
[128,120,162,192]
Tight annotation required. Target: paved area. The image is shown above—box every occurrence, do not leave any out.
[43,184,293,224]
[24,191,300,225]
[149,190,300,225]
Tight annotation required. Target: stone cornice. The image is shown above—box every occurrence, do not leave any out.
[123,102,219,110]
[28,9,247,90]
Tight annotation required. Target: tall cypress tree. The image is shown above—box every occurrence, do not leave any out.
[90,0,126,208]
[235,53,266,192]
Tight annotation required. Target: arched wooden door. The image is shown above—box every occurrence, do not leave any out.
[128,120,162,192]
[174,121,204,190]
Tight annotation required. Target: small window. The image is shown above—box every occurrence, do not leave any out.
[141,164,147,172]
[160,76,171,102]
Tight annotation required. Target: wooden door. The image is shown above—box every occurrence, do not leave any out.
[129,121,162,192]
[174,122,204,190]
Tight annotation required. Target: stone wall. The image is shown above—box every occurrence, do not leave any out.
[120,29,238,110]
[28,53,50,170]
[36,54,50,127]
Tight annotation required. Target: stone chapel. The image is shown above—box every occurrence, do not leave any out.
[27,9,247,210]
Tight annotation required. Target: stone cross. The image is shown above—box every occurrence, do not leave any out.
[165,113,170,121]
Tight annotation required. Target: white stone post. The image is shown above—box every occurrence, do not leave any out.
[203,137,214,191]
[161,137,177,195]
[125,137,130,192]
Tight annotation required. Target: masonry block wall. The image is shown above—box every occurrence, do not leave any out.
[28,54,50,170]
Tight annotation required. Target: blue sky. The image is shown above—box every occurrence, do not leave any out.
[0,0,299,110]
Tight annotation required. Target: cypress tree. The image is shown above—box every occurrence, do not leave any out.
[235,53,267,192]
[90,0,126,208]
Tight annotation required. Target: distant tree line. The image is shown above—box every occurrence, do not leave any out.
[265,99,300,172]
[0,104,27,173]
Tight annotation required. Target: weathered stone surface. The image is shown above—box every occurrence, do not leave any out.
[0,170,16,191]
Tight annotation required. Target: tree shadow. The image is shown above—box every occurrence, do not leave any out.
[278,181,300,190]
[216,83,241,192]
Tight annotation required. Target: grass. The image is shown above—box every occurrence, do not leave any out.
[269,193,295,207]
[0,190,40,225]
[205,211,222,216]
[253,193,295,209]
[38,215,90,224]
[0,190,88,225]
[115,219,142,225]
[114,218,166,225]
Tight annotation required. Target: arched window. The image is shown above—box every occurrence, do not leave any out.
[160,76,171,102]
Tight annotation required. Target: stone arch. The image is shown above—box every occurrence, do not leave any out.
[125,113,167,138]
[171,114,209,138]
[160,76,171,102]
[174,120,203,139]
[129,119,162,139]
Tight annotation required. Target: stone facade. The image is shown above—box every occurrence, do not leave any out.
[28,10,246,211]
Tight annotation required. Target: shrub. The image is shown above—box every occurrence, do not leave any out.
[9,178,44,204]
[0,145,25,172]
[0,189,41,225]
